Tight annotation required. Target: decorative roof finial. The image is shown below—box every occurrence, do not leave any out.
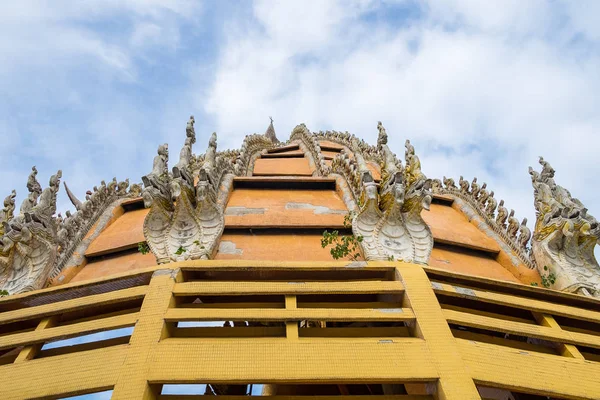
[264,116,279,143]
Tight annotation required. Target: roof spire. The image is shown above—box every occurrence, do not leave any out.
[264,116,279,143]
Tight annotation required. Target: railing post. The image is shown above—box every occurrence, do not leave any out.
[396,263,481,400]
[532,312,585,359]
[285,295,298,340]
[14,316,58,362]
[112,268,181,400]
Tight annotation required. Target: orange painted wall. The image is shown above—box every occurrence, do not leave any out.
[318,140,345,151]
[225,189,347,228]
[70,251,156,283]
[253,158,314,176]
[216,232,347,261]
[429,246,521,283]
[423,204,500,253]
[85,208,148,257]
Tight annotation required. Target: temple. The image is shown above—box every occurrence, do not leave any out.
[0,118,598,399]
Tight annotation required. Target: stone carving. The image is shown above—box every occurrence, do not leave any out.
[496,199,508,228]
[0,169,62,294]
[343,122,433,263]
[314,129,382,166]
[529,158,600,297]
[485,192,497,218]
[432,174,535,269]
[142,117,229,263]
[56,177,141,280]
[506,210,519,240]
[264,117,279,144]
[0,190,16,236]
[459,176,469,194]
[233,134,273,176]
[290,124,329,176]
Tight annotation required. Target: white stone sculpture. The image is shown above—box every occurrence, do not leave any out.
[529,158,600,297]
[347,122,433,263]
[142,117,229,263]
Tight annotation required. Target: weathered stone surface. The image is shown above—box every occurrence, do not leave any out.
[529,158,600,297]
[142,117,228,263]
[332,122,433,264]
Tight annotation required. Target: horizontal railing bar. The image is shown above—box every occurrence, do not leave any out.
[173,281,404,296]
[443,309,600,350]
[173,326,286,338]
[0,285,147,326]
[149,338,437,383]
[0,312,139,351]
[0,345,127,400]
[458,338,600,399]
[165,308,414,322]
[432,281,600,325]
[159,396,433,400]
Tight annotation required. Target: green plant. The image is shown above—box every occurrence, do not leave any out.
[137,242,150,255]
[540,266,556,288]
[321,213,364,261]
[0,290,9,297]
[175,246,186,255]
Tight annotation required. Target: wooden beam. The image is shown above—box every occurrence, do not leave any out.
[173,281,404,296]
[164,308,414,323]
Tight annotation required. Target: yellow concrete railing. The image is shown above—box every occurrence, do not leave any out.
[0,261,598,399]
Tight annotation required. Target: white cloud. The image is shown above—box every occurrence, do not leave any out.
[0,0,201,211]
[202,0,600,227]
[1,0,599,239]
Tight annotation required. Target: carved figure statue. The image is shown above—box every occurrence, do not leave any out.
[495,199,508,228]
[506,210,519,240]
[377,122,388,150]
[539,156,555,182]
[405,139,414,160]
[1,191,16,225]
[377,122,400,180]
[443,176,456,189]
[517,218,531,250]
[107,177,118,195]
[471,178,480,199]
[116,179,129,196]
[485,191,497,218]
[173,136,194,187]
[478,185,490,207]
[204,133,217,173]
[186,115,196,144]
[27,166,42,196]
[459,176,469,194]
[142,144,171,199]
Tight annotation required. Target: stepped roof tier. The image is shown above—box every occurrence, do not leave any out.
[0,118,598,298]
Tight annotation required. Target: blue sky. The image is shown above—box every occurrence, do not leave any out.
[2,0,600,235]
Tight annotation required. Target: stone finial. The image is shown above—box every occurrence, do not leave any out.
[377,121,388,150]
[186,115,196,144]
[27,166,42,195]
[264,117,279,144]
[64,182,82,210]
